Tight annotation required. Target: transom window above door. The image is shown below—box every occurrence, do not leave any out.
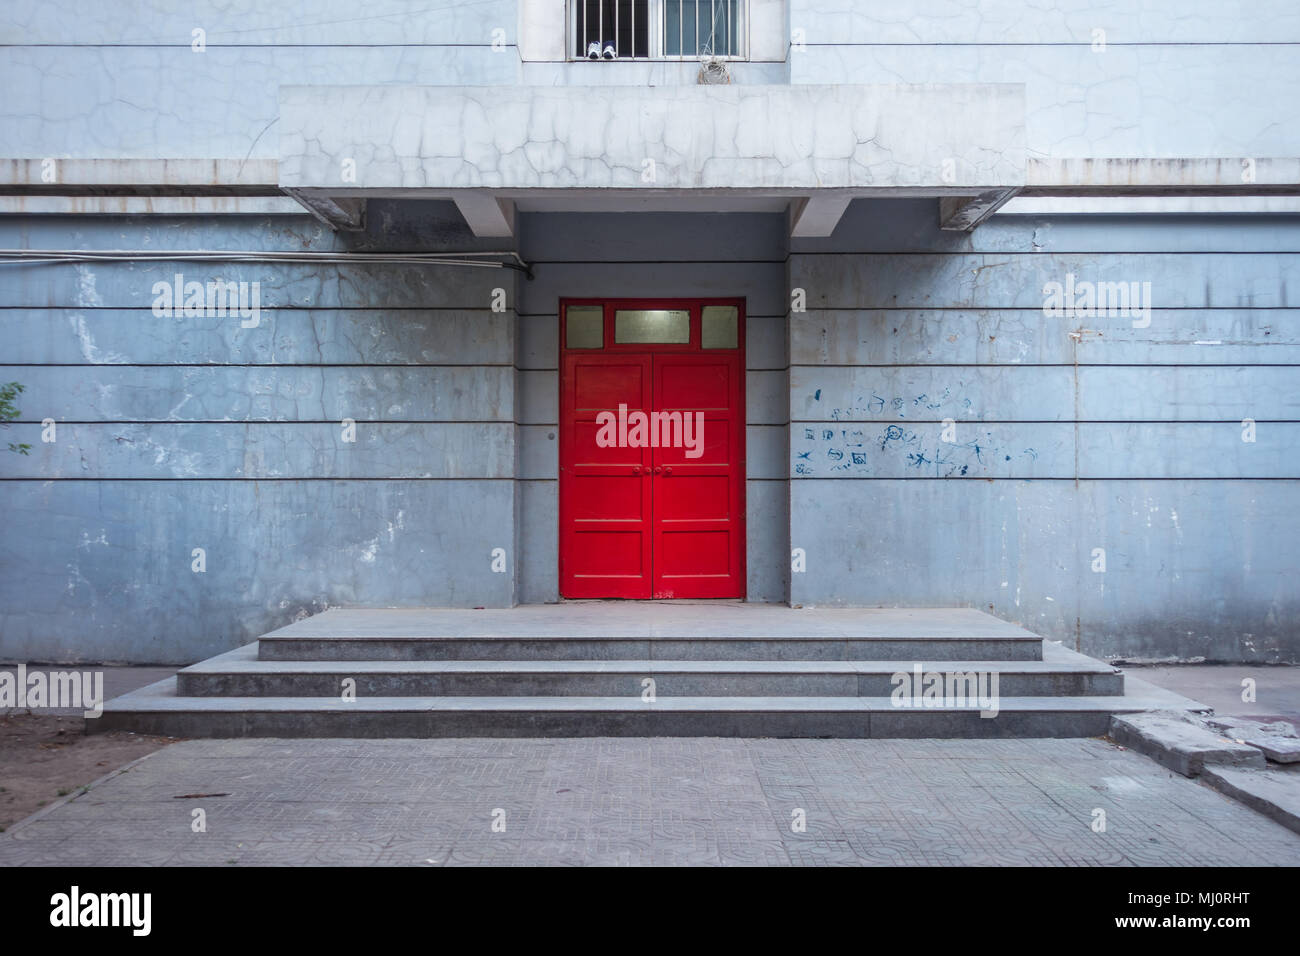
[563,300,743,352]
[571,0,745,60]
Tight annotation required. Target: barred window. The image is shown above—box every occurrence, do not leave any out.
[572,0,744,60]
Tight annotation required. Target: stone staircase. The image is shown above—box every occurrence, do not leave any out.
[96,605,1199,738]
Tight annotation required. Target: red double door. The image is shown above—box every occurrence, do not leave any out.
[560,300,745,599]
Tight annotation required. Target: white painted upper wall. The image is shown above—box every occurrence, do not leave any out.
[0,0,1296,164]
[0,0,521,44]
[787,0,1300,43]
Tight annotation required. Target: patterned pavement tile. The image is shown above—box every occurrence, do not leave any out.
[3,737,1300,866]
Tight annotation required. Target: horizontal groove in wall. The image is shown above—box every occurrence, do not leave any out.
[790,306,1300,313]
[0,306,512,313]
[790,476,1300,482]
[1,363,516,368]
[2,476,1287,483]
[0,477,521,482]
[8,419,520,425]
[7,362,1290,370]
[789,363,1300,369]
[793,419,1300,425]
[792,251,1300,257]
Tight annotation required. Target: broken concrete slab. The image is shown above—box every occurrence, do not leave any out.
[1109,711,1266,777]
[1205,716,1298,738]
[1204,716,1300,763]
[1244,738,1300,764]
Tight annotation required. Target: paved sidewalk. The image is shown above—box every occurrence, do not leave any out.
[3,736,1299,866]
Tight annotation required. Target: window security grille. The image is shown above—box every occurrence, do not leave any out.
[573,1,742,60]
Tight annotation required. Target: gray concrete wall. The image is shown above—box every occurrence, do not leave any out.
[515,211,789,604]
[3,199,1296,664]
[0,201,521,664]
[789,199,1300,664]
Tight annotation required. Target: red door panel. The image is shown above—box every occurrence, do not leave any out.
[560,352,652,598]
[559,300,745,600]
[651,352,744,598]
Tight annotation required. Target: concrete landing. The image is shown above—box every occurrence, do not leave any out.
[259,605,1043,640]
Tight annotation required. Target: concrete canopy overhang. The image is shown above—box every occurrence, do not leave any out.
[276,83,1029,236]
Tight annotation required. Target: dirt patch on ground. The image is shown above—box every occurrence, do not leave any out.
[0,712,177,831]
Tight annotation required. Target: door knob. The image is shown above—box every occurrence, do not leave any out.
[664,466,672,476]
[653,466,662,474]
[632,466,641,475]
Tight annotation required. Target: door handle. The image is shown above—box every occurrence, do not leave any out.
[632,466,641,475]
[653,466,662,475]
[664,466,672,476]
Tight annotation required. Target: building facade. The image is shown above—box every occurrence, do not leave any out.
[1,1,1298,665]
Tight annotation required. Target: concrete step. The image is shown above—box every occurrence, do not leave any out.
[102,610,1202,740]
[256,606,1045,662]
[259,635,1042,662]
[95,676,1175,739]
[180,644,1121,697]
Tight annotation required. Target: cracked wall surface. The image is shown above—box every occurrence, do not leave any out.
[5,0,1297,162]
[788,198,1300,664]
[278,84,1026,191]
[0,201,522,663]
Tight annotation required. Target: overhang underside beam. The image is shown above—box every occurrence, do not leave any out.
[452,193,516,238]
[938,188,1022,231]
[790,195,855,238]
[281,188,365,231]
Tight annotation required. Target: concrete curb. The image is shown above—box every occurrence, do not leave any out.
[1110,711,1300,836]
[1109,712,1264,777]
[1201,766,1300,836]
